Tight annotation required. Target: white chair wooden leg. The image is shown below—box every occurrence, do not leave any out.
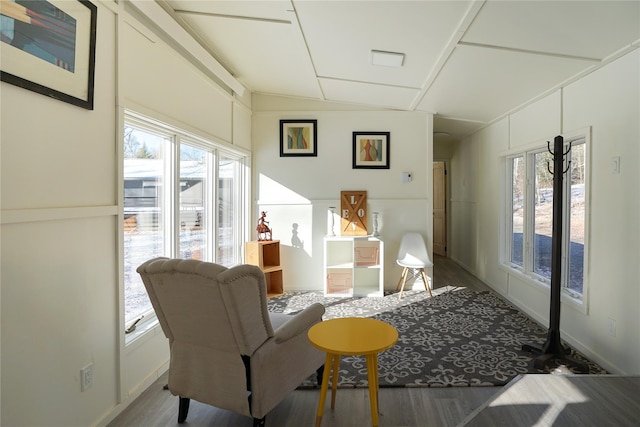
[396,267,408,291]
[419,269,433,297]
[397,267,409,299]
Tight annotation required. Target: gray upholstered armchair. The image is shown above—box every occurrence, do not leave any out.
[137,257,326,426]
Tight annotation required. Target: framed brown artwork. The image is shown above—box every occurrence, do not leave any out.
[352,132,390,169]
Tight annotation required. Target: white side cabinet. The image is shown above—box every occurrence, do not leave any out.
[323,236,384,297]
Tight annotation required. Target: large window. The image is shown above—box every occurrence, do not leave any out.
[123,113,249,330]
[505,134,587,300]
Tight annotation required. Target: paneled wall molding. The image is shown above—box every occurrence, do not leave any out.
[233,97,253,115]
[257,198,429,205]
[450,199,477,204]
[1,205,118,225]
[253,109,426,117]
[478,44,639,141]
[123,103,249,156]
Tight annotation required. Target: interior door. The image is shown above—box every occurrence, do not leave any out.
[433,161,447,256]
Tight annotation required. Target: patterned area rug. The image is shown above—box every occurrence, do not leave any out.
[267,288,606,388]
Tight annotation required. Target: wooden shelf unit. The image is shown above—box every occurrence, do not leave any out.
[324,236,384,297]
[244,240,283,298]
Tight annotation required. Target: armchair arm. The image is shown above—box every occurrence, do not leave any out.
[273,303,325,344]
[250,302,326,418]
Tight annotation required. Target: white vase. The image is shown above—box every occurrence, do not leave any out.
[328,207,336,236]
[372,212,380,237]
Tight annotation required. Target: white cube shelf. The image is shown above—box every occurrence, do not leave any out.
[323,236,384,297]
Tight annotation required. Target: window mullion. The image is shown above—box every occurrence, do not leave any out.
[523,153,535,275]
[169,136,180,257]
[505,159,513,265]
[207,150,216,263]
[240,156,251,258]
[507,156,521,269]
[234,158,245,262]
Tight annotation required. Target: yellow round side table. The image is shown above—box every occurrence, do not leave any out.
[308,317,398,427]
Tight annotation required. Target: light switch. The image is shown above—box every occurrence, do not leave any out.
[611,156,620,174]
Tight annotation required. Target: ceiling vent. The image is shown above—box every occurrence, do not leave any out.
[371,50,405,67]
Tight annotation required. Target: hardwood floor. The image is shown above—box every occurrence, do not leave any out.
[461,375,640,426]
[108,256,500,427]
[431,255,491,293]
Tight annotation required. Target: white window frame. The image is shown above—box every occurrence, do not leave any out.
[505,153,525,273]
[501,128,590,312]
[121,110,251,344]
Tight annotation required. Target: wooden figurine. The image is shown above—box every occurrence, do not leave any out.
[256,211,272,241]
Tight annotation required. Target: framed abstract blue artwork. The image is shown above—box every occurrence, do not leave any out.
[280,119,317,157]
[0,0,97,110]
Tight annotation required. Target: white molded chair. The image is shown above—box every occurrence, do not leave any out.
[395,232,433,299]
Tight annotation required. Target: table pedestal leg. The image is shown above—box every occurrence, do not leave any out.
[366,353,380,427]
[331,354,340,409]
[315,353,333,427]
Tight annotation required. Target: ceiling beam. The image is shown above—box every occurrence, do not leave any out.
[128,0,246,96]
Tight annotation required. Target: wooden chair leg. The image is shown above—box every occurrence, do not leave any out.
[395,267,407,292]
[419,269,433,297]
[178,397,190,423]
[397,267,409,299]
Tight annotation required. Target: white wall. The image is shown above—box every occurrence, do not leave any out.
[252,99,433,291]
[0,3,251,426]
[1,2,118,425]
[449,49,640,375]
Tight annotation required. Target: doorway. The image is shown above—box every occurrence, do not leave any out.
[433,161,447,256]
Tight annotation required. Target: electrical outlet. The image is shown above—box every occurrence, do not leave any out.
[607,318,616,337]
[81,363,94,392]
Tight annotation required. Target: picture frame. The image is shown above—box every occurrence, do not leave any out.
[280,119,317,157]
[352,132,390,169]
[0,0,97,110]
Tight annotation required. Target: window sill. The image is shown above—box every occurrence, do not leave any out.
[500,263,587,315]
[125,315,160,346]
